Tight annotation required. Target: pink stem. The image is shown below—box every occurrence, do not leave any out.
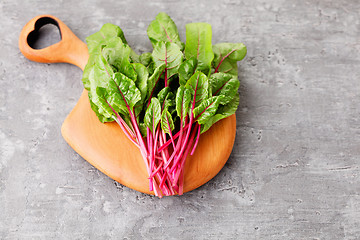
[163,115,187,170]
[158,123,191,153]
[170,114,193,173]
[172,124,196,186]
[190,123,201,156]
[149,162,163,178]
[114,118,139,148]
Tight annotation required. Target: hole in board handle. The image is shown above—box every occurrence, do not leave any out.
[27,17,62,50]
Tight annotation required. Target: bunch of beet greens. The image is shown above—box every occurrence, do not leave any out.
[82,13,246,197]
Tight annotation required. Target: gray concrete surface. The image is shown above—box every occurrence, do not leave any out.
[1,0,360,239]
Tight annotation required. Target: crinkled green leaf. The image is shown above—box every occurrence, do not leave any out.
[184,23,214,75]
[82,17,243,142]
[217,93,239,116]
[88,48,141,122]
[86,23,128,54]
[94,87,117,119]
[193,96,223,125]
[152,41,183,81]
[210,72,240,105]
[86,51,117,120]
[101,38,137,81]
[147,63,165,102]
[201,94,239,133]
[84,56,113,122]
[158,87,174,111]
[139,52,152,66]
[106,72,141,114]
[144,98,161,133]
[82,64,95,91]
[178,57,197,86]
[83,24,127,90]
[157,87,170,106]
[185,71,209,109]
[132,63,149,118]
[88,93,113,123]
[86,22,138,65]
[87,44,139,120]
[139,122,148,137]
[161,109,175,134]
[147,61,156,76]
[132,63,148,102]
[83,23,136,90]
[129,50,140,63]
[91,50,115,87]
[212,43,247,76]
[175,86,191,123]
[147,12,184,50]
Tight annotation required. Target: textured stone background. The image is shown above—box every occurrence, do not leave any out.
[1,0,360,239]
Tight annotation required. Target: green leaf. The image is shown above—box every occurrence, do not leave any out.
[82,19,243,142]
[88,94,113,123]
[161,109,175,134]
[86,23,128,54]
[106,72,142,114]
[147,61,156,76]
[184,23,214,75]
[94,87,117,119]
[132,63,149,102]
[210,72,240,105]
[129,50,140,63]
[193,96,223,125]
[91,50,115,87]
[185,71,209,109]
[83,24,127,87]
[152,41,183,81]
[147,12,184,50]
[85,51,117,120]
[132,63,149,118]
[144,98,161,133]
[201,94,239,133]
[86,93,111,123]
[88,47,141,122]
[147,63,165,102]
[178,57,197,86]
[86,23,139,64]
[217,93,239,116]
[112,72,142,108]
[158,87,174,111]
[83,23,136,90]
[139,52,152,66]
[175,86,191,122]
[139,122,148,137]
[101,38,137,81]
[212,43,247,76]
[93,85,134,126]
[82,65,95,90]
[157,87,170,105]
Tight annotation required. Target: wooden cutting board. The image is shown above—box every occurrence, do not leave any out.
[19,15,237,195]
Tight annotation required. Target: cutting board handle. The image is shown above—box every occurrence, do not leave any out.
[19,15,89,71]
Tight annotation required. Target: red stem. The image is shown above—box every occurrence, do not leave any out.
[158,122,190,153]
[190,123,201,156]
[172,125,197,187]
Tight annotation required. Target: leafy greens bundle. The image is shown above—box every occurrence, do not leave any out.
[82,13,246,197]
